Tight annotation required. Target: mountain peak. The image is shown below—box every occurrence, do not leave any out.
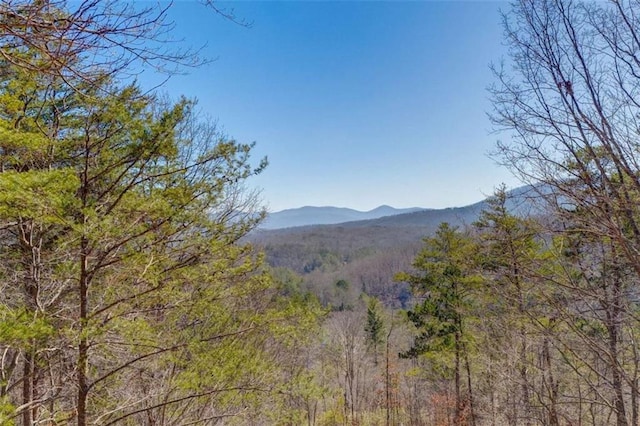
[261,205,425,229]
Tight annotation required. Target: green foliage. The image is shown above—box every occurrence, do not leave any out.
[475,186,541,274]
[0,48,316,424]
[0,307,54,349]
[270,267,306,297]
[396,223,479,359]
[0,396,15,426]
[304,249,342,273]
[364,297,385,352]
[0,169,79,222]
[335,279,349,290]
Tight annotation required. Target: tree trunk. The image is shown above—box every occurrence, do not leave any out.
[386,337,390,426]
[607,275,628,426]
[514,271,531,426]
[464,350,476,426]
[21,221,41,425]
[21,351,33,426]
[542,337,559,426]
[77,236,90,426]
[455,330,461,425]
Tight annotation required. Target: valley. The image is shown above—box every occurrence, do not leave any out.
[249,185,540,307]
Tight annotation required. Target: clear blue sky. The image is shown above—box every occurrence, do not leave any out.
[145,1,519,212]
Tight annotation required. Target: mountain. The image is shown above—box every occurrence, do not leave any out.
[260,185,548,231]
[260,205,425,230]
[246,184,549,308]
[249,202,487,264]
[247,201,491,307]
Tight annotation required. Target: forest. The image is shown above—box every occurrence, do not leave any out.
[1,0,640,425]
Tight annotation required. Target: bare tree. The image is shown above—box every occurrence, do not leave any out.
[0,0,239,90]
[324,310,373,425]
[490,1,640,424]
[490,0,640,278]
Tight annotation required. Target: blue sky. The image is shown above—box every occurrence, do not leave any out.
[146,1,519,212]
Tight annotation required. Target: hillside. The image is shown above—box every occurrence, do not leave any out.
[248,185,545,307]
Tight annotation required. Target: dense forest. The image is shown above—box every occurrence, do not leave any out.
[2,0,640,425]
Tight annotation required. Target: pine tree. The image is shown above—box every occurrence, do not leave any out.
[364,297,384,365]
[0,36,320,426]
[396,222,479,425]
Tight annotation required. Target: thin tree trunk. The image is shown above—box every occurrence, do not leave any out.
[488,360,496,426]
[464,350,476,426]
[607,280,628,426]
[455,330,461,425]
[386,318,395,426]
[21,351,33,426]
[631,340,639,426]
[514,276,531,426]
[0,349,17,398]
[386,337,391,426]
[519,335,531,426]
[543,337,559,426]
[77,236,90,426]
[22,221,40,425]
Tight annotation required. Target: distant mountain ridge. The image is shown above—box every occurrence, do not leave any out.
[261,205,426,230]
[258,185,547,231]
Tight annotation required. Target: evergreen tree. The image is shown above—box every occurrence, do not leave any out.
[364,297,384,365]
[474,186,542,425]
[396,222,479,425]
[0,25,320,426]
